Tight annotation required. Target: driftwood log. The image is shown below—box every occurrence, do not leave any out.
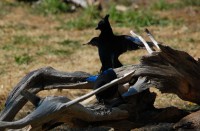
[0,30,200,130]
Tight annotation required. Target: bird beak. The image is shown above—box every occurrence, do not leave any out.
[83,42,90,45]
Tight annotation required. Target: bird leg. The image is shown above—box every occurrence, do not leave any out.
[130,30,154,54]
[145,28,160,50]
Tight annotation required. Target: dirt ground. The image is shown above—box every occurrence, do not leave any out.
[0,0,200,130]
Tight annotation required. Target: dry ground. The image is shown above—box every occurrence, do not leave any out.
[0,0,200,129]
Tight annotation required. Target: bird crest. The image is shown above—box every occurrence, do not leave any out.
[95,14,110,30]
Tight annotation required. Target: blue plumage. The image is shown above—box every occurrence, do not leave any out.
[86,68,114,83]
[122,86,138,97]
[86,69,118,103]
[125,36,143,46]
[86,75,99,82]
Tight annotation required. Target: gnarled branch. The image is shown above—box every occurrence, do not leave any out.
[0,41,199,130]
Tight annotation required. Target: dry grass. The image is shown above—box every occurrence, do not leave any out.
[0,0,199,127]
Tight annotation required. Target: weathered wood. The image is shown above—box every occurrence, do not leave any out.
[0,67,133,122]
[0,67,91,121]
[0,42,199,130]
[174,110,200,130]
[0,88,188,130]
[115,44,200,104]
[0,70,134,130]
[0,92,129,130]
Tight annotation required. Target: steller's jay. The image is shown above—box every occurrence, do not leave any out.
[88,14,153,72]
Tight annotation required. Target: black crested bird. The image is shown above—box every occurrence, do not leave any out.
[93,68,118,103]
[86,15,154,104]
[87,14,152,72]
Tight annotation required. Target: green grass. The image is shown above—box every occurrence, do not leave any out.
[59,4,172,30]
[12,35,35,45]
[39,35,51,40]
[36,39,80,57]
[2,35,37,52]
[0,2,10,16]
[2,44,15,51]
[53,39,81,56]
[0,23,35,30]
[64,17,97,30]
[57,5,100,30]
[0,1,23,16]
[51,49,72,56]
[152,0,200,11]
[26,0,199,30]
[108,5,171,27]
[182,0,200,6]
[59,39,80,47]
[32,0,72,15]
[0,68,5,75]
[151,0,179,10]
[15,53,33,65]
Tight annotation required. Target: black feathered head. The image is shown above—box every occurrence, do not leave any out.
[95,14,111,31]
[86,37,99,47]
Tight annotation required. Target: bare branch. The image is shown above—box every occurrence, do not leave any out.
[0,67,91,121]
[43,82,92,90]
[145,28,160,50]
[0,94,129,130]
[130,30,153,54]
